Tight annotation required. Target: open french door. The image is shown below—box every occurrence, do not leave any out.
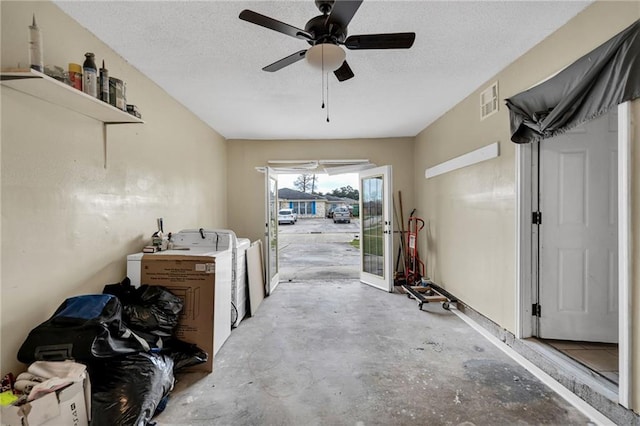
[359,165,393,292]
[265,167,279,295]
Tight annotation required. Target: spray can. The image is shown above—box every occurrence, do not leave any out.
[68,63,82,90]
[28,14,43,72]
[99,60,109,103]
[82,52,98,98]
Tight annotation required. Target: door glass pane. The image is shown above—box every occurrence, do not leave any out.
[362,175,384,277]
[268,177,278,281]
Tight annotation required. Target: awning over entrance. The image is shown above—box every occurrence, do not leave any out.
[505,19,640,144]
[262,159,377,174]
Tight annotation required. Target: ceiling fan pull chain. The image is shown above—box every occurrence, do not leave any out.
[326,73,330,123]
[321,70,325,109]
[321,44,325,109]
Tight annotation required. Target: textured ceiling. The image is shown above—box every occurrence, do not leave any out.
[54,1,592,140]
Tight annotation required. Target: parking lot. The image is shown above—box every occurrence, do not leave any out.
[278,218,360,281]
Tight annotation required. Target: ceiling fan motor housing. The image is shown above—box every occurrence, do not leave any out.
[315,0,334,14]
[305,15,347,45]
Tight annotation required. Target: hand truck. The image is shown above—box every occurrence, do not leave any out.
[401,216,457,311]
[405,216,425,286]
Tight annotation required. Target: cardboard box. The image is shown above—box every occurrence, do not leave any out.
[141,255,216,372]
[1,379,89,426]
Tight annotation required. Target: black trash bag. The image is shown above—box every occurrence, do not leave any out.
[102,277,137,305]
[103,280,183,345]
[161,338,208,372]
[17,294,149,363]
[88,352,175,426]
[125,285,183,336]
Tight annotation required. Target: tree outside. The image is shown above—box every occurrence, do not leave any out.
[293,174,319,193]
[292,175,359,200]
[329,185,359,200]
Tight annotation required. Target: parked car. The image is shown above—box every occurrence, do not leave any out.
[278,209,296,225]
[332,206,351,223]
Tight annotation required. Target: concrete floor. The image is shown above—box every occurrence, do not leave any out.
[154,279,590,425]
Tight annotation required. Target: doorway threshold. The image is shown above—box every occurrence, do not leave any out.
[537,339,619,385]
[519,338,618,400]
[455,302,640,425]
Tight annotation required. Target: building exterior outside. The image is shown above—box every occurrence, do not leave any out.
[278,188,358,218]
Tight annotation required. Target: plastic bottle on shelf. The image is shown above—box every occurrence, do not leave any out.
[82,52,98,98]
[99,60,109,103]
[28,14,44,72]
[152,218,166,250]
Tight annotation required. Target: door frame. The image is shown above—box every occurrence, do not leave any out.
[358,165,394,292]
[260,159,379,294]
[515,102,633,408]
[265,167,279,295]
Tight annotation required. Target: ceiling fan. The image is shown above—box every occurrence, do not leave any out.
[239,0,416,82]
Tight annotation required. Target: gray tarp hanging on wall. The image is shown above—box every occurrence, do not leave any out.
[505,19,640,144]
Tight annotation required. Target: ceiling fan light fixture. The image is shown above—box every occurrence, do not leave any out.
[306,44,345,71]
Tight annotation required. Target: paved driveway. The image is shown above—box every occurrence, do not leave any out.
[278,217,359,236]
[278,218,360,281]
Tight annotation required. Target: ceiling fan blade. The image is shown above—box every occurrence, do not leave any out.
[327,0,363,28]
[345,32,416,49]
[262,50,308,72]
[239,10,312,41]
[334,61,354,82]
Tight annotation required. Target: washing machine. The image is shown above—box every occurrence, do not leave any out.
[170,230,250,327]
[179,229,250,327]
[126,229,234,355]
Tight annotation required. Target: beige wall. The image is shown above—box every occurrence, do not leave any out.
[414,1,639,411]
[2,0,639,414]
[415,119,516,327]
[1,1,227,374]
[227,138,414,244]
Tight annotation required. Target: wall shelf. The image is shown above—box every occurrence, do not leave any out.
[425,142,499,179]
[1,68,143,124]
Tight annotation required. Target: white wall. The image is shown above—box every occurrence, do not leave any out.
[1,1,227,374]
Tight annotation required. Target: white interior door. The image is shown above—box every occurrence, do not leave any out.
[359,165,393,292]
[538,111,618,342]
[265,167,279,295]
